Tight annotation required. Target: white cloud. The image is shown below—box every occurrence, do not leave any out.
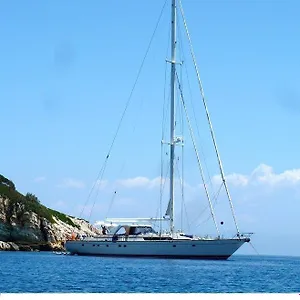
[116,176,162,189]
[57,178,86,189]
[93,163,300,195]
[34,176,46,183]
[213,164,300,188]
[251,164,300,186]
[212,173,249,187]
[82,164,300,214]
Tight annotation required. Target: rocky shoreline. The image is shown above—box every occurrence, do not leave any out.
[0,210,101,252]
[0,240,64,252]
[0,174,102,252]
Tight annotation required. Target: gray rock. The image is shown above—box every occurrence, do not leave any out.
[0,195,101,251]
[0,241,11,251]
[7,242,19,251]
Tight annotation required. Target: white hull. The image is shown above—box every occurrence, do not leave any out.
[65,238,249,260]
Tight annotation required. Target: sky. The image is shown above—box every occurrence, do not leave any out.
[1,0,300,256]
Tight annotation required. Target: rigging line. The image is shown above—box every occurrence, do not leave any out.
[249,242,260,256]
[83,0,168,221]
[178,0,241,236]
[163,14,171,113]
[175,156,183,231]
[105,157,128,219]
[195,212,214,229]
[79,160,107,219]
[156,154,170,222]
[180,105,184,232]
[105,159,126,219]
[160,26,171,232]
[156,165,170,235]
[194,183,223,229]
[180,161,183,231]
[190,182,221,227]
[175,155,191,233]
[191,182,223,227]
[194,198,220,228]
[177,73,186,232]
[162,63,168,137]
[181,132,189,231]
[176,6,185,74]
[87,159,108,222]
[105,191,117,219]
[176,8,216,197]
[176,71,220,236]
[159,139,165,233]
[162,24,171,137]
[183,63,215,195]
[106,0,168,157]
[176,25,192,232]
[178,52,186,232]
[157,157,170,217]
[162,94,171,142]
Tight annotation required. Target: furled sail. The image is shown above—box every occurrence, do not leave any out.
[165,199,172,216]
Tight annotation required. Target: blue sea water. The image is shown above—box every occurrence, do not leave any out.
[0,252,299,293]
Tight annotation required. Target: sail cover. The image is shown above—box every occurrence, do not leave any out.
[165,199,172,216]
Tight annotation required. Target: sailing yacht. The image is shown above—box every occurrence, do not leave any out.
[65,0,251,259]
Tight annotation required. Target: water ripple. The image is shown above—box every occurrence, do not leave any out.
[0,252,299,293]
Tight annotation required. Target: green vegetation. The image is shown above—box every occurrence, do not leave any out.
[0,174,15,190]
[0,174,79,228]
[48,209,79,228]
[25,193,40,204]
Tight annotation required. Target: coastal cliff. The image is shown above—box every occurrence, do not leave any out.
[0,174,101,251]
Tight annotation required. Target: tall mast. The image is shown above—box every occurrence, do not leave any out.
[169,0,177,236]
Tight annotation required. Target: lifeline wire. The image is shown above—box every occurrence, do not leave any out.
[82,0,168,221]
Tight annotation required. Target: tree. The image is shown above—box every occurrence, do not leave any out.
[25,193,40,204]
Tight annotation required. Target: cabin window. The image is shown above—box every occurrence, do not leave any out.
[192,245,196,247]
[93,244,95,247]
[118,244,122,247]
[173,245,176,247]
[106,245,109,247]
[115,227,126,235]
[124,245,127,248]
[82,244,84,246]
[129,226,157,235]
